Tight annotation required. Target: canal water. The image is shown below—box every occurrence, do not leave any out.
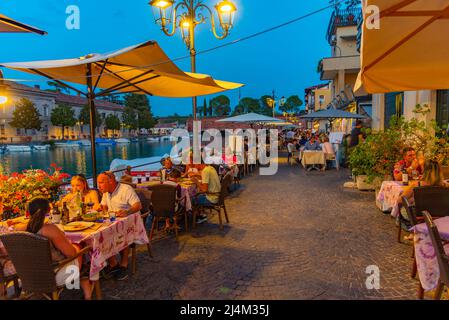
[0,140,174,177]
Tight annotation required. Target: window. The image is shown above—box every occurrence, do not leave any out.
[0,125,5,136]
[437,90,449,130]
[319,95,325,106]
[16,128,21,136]
[43,125,49,134]
[384,92,404,128]
[43,104,49,117]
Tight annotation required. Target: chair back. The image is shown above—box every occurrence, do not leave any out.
[0,232,57,293]
[134,188,152,214]
[423,212,449,285]
[401,196,417,226]
[414,186,449,223]
[148,184,177,218]
[218,174,233,206]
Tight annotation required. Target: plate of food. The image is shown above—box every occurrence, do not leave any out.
[63,221,94,232]
[82,212,98,222]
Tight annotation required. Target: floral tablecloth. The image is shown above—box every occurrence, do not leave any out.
[376,181,404,216]
[413,216,449,291]
[64,213,148,280]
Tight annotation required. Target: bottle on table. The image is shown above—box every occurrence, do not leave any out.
[402,168,409,186]
[75,191,84,220]
[62,202,70,225]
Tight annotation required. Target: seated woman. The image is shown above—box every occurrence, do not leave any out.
[62,175,100,208]
[25,198,94,299]
[183,154,205,179]
[397,160,444,238]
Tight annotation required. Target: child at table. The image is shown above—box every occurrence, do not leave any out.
[26,198,94,299]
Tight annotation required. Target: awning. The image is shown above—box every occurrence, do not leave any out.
[300,109,367,120]
[355,0,449,93]
[0,40,243,98]
[217,113,282,123]
[0,14,46,34]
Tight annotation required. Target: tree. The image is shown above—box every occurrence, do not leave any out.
[9,98,42,135]
[105,114,121,136]
[79,104,103,130]
[233,97,260,115]
[46,81,70,94]
[124,93,150,113]
[122,106,138,132]
[280,95,303,113]
[50,103,77,139]
[138,110,156,130]
[259,95,274,116]
[210,95,231,116]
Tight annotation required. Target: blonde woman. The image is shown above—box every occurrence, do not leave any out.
[62,175,100,207]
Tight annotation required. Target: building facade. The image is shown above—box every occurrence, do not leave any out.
[0,81,125,143]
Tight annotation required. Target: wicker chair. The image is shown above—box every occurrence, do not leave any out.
[0,254,20,300]
[423,211,449,300]
[148,184,180,243]
[409,186,449,298]
[130,188,153,273]
[192,173,233,230]
[0,232,96,300]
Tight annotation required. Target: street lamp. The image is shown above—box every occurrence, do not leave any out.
[149,0,237,162]
[148,0,238,120]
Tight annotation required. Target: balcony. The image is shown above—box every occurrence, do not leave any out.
[319,55,360,80]
[326,7,362,45]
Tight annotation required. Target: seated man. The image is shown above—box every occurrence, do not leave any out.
[304,136,322,151]
[95,171,142,281]
[191,164,221,224]
[287,139,295,165]
[393,147,424,181]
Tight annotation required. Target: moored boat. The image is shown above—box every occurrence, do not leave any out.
[115,138,131,144]
[32,145,50,151]
[6,145,32,152]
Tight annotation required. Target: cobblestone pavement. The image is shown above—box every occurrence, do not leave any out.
[63,156,421,300]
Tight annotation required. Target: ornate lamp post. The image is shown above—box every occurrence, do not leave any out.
[149,0,237,160]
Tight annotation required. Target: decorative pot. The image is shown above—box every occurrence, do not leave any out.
[356,175,379,191]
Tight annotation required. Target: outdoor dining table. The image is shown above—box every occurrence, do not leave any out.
[413,216,449,291]
[136,180,198,212]
[300,150,326,170]
[376,181,405,217]
[0,213,149,281]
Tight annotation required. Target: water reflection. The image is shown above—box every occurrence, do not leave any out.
[0,141,173,176]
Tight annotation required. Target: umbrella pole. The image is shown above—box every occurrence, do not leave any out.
[87,64,98,188]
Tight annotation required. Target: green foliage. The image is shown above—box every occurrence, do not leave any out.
[280,95,303,113]
[233,97,259,115]
[210,95,231,116]
[9,98,42,132]
[50,104,77,139]
[105,114,121,133]
[121,106,138,130]
[79,104,103,128]
[138,110,156,129]
[124,93,150,113]
[349,104,449,182]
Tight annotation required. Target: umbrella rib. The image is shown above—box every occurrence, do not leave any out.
[0,16,46,35]
[30,68,87,97]
[96,64,154,96]
[93,59,109,91]
[95,65,155,96]
[97,74,160,97]
[380,0,418,18]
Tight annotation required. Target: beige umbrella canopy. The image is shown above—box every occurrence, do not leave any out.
[0,40,243,184]
[0,14,46,34]
[0,40,243,98]
[355,0,449,93]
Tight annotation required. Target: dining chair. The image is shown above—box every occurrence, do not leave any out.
[192,173,233,230]
[0,253,20,300]
[147,184,179,244]
[0,232,98,300]
[423,212,449,300]
[131,188,154,273]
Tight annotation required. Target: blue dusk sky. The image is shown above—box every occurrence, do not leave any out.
[0,0,332,116]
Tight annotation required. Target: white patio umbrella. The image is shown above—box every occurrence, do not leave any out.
[0,14,46,34]
[217,112,282,124]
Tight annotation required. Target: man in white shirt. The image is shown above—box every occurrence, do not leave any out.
[287,140,296,165]
[95,171,142,281]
